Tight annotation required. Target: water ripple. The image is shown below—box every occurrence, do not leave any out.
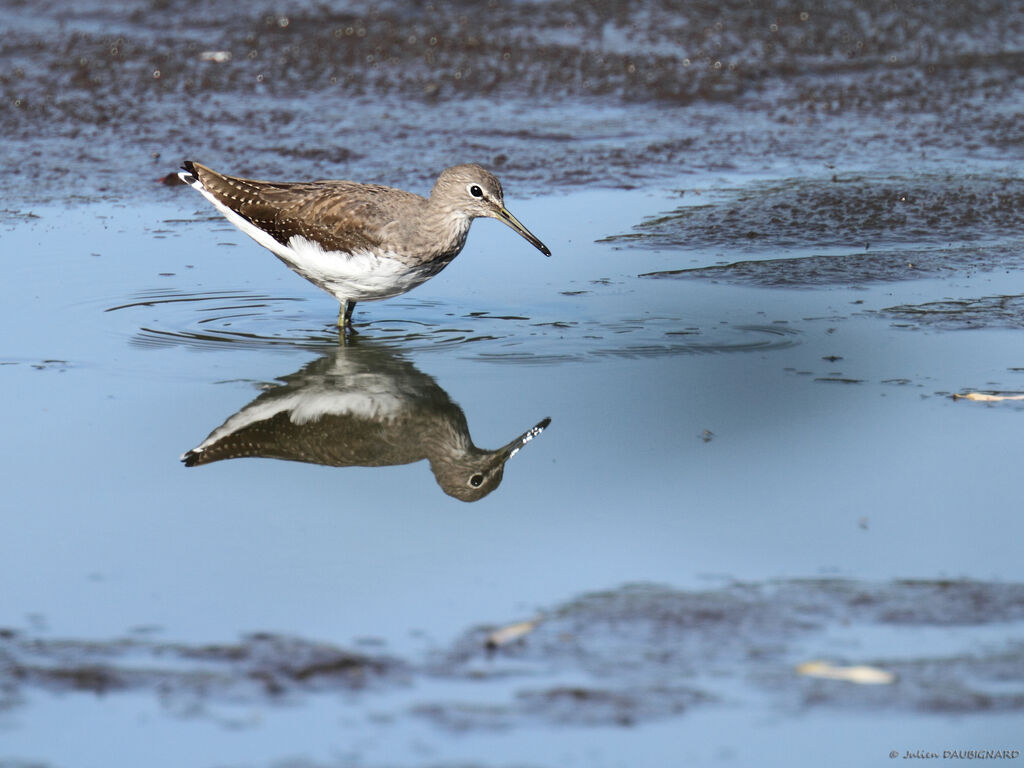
[105,288,801,361]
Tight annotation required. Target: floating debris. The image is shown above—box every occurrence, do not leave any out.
[953,392,1024,402]
[796,660,896,685]
[198,50,232,63]
[485,617,541,650]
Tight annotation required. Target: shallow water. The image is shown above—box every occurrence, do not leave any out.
[2,1,1024,766]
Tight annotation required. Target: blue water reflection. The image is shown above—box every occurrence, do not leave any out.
[182,340,550,501]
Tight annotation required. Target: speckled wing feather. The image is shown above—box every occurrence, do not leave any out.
[184,161,407,254]
[181,408,422,468]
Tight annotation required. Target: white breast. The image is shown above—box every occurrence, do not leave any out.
[284,235,440,302]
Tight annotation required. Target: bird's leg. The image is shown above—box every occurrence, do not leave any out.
[338,300,357,330]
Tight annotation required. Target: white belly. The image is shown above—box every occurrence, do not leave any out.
[282,234,443,302]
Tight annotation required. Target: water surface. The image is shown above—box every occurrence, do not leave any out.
[2,1,1023,766]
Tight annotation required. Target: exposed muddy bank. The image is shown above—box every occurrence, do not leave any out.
[4,579,1023,733]
[2,1,1022,204]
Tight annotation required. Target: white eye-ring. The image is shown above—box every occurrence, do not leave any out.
[468,184,484,198]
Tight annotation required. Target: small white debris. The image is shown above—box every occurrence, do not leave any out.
[485,617,541,649]
[795,660,896,685]
[199,51,232,63]
[954,391,1024,402]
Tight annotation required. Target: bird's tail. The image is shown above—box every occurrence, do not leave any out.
[177,160,202,189]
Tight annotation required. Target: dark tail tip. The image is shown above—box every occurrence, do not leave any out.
[179,160,201,185]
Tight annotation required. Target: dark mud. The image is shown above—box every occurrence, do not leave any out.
[436,580,1024,725]
[4,580,1023,730]
[0,631,405,712]
[613,172,1024,295]
[612,175,1024,252]
[640,242,1024,288]
[884,294,1024,330]
[2,1,1022,204]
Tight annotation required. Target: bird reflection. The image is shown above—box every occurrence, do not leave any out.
[181,340,550,501]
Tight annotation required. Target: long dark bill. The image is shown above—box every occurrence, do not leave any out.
[496,417,552,464]
[498,208,551,257]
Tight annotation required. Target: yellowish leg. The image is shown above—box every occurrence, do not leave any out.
[338,300,356,328]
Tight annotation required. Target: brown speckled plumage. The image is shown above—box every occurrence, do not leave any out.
[181,342,551,501]
[178,161,550,327]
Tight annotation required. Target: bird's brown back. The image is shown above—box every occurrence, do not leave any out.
[184,161,426,255]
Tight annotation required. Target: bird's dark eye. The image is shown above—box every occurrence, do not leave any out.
[469,185,483,198]
[469,473,484,487]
